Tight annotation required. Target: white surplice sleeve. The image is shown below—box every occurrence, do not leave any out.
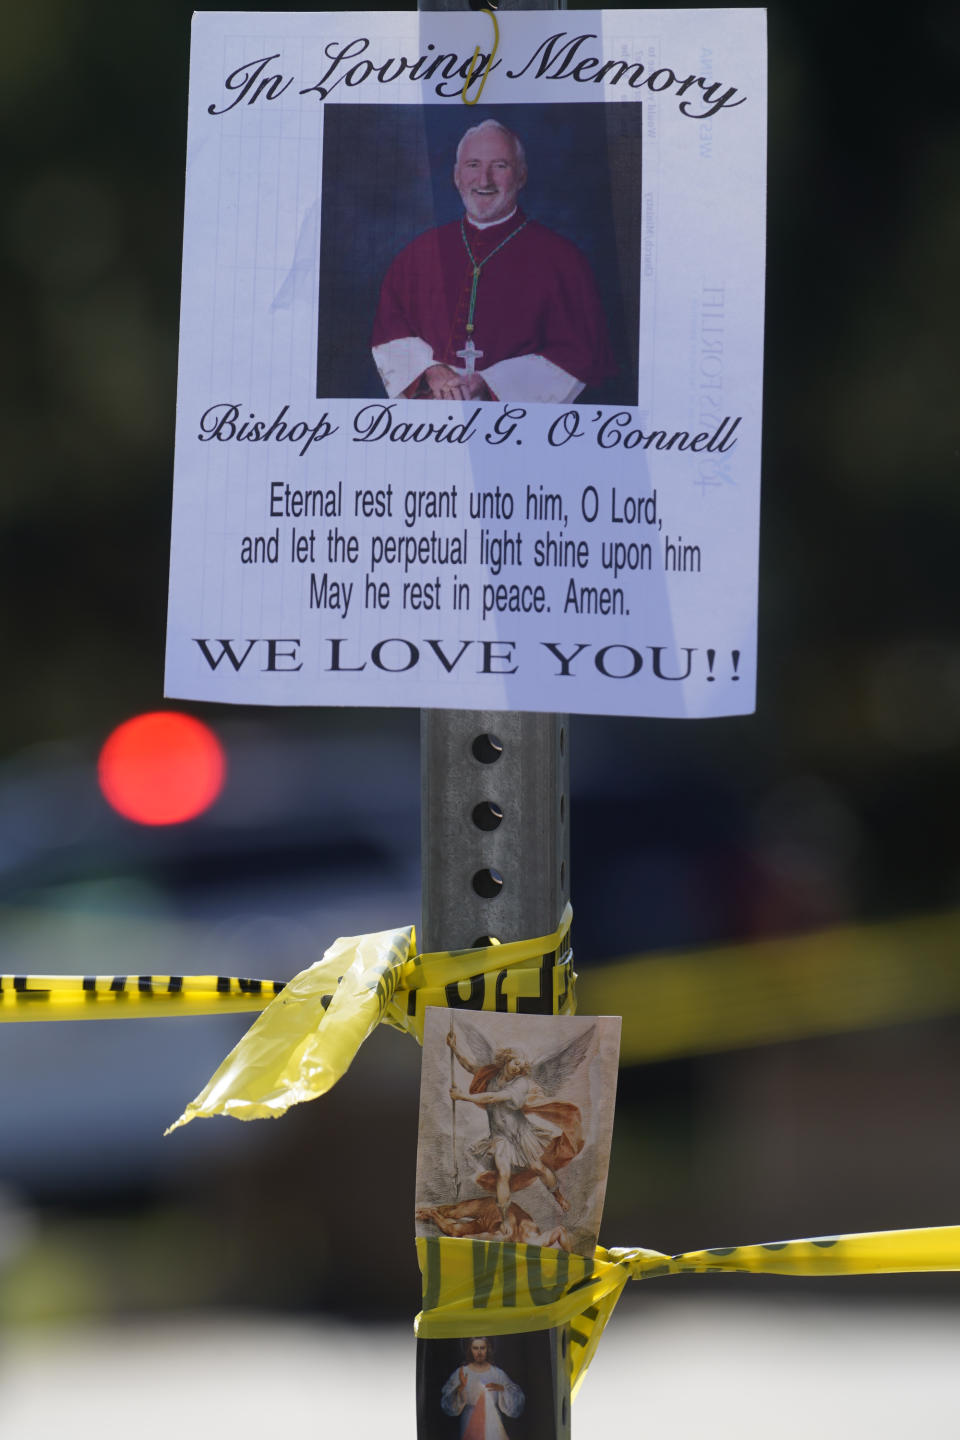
[481,354,584,404]
[372,337,436,397]
[441,1369,468,1417]
[492,1368,525,1419]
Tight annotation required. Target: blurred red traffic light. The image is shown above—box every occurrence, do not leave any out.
[98,712,226,825]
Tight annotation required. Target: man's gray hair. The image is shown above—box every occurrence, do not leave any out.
[455,118,527,172]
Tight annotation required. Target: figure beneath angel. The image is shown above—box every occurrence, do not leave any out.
[415,1195,572,1249]
[446,1020,595,1218]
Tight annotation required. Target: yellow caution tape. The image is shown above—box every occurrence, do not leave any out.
[165,906,574,1132]
[581,906,960,1064]
[5,905,959,1063]
[0,972,286,1021]
[416,1225,960,1396]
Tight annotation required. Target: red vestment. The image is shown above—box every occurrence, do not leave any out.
[371,209,615,400]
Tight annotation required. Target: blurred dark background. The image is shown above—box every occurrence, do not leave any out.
[1,0,959,1354]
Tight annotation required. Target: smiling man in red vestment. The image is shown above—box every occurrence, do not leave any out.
[371,119,616,404]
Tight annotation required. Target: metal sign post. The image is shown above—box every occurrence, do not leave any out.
[418,0,567,1029]
[419,709,571,1437]
[417,3,572,1432]
[421,710,569,952]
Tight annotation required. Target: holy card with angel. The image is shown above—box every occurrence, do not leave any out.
[416,1009,621,1258]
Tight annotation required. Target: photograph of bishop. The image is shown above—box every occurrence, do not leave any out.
[371,119,617,405]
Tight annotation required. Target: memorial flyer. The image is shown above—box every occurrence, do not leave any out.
[165,9,766,717]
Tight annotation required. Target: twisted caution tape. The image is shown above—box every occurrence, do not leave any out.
[0,911,573,1130]
[162,906,573,1130]
[415,1225,960,1396]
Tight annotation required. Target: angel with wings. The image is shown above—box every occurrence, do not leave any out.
[446,1020,595,1218]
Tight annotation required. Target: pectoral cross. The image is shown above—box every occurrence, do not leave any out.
[456,336,484,374]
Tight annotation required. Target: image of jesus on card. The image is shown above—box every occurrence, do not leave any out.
[441,1337,524,1440]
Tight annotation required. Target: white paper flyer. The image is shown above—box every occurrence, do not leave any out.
[165,9,767,717]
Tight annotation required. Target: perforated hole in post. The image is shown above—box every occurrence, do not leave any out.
[471,733,503,764]
[472,800,503,831]
[472,867,504,898]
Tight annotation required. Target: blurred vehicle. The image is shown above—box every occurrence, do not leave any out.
[0,718,423,1195]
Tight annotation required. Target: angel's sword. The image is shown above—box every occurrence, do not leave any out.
[449,1018,461,1198]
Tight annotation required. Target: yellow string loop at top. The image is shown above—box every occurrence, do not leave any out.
[462,8,499,106]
